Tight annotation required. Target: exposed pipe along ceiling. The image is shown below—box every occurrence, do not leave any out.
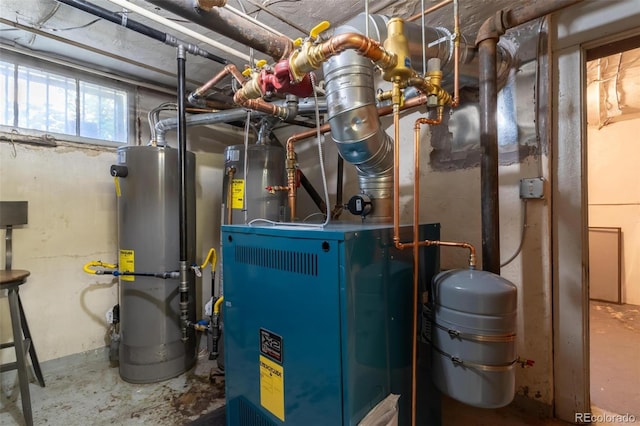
[50,0,584,424]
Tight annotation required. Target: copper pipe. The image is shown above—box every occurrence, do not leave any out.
[407,0,452,22]
[285,123,332,220]
[396,116,477,426]
[289,33,396,81]
[234,97,290,120]
[418,240,476,268]
[451,0,460,107]
[190,64,245,105]
[392,102,401,247]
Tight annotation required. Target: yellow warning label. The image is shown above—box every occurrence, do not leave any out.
[114,176,121,197]
[231,179,244,209]
[119,249,135,282]
[259,355,284,421]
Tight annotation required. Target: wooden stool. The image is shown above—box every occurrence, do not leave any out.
[1,269,45,426]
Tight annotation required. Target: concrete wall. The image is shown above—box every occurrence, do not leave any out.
[0,142,119,361]
[588,118,640,305]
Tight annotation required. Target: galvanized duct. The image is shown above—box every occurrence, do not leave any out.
[322,13,477,222]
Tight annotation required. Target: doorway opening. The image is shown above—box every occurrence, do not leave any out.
[586,39,640,419]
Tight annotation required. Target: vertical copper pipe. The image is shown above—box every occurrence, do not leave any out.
[285,124,331,220]
[411,120,421,426]
[451,0,460,107]
[393,102,401,247]
[410,114,442,426]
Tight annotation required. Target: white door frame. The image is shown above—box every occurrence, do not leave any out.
[551,1,640,422]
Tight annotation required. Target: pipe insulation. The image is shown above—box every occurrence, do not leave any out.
[144,0,294,61]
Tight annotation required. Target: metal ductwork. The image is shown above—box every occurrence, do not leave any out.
[144,0,294,61]
[322,13,477,222]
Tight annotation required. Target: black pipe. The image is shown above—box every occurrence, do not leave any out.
[298,171,327,215]
[57,0,228,64]
[478,40,500,273]
[177,45,190,341]
[336,156,344,209]
[178,47,188,268]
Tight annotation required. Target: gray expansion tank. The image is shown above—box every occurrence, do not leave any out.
[426,269,517,408]
[115,146,197,383]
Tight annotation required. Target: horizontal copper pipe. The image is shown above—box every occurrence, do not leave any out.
[407,0,452,22]
[290,32,396,80]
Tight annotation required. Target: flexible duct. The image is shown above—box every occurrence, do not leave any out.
[322,13,477,222]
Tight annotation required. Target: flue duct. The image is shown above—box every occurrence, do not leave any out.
[322,13,477,222]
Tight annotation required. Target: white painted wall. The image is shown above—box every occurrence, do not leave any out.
[588,119,640,305]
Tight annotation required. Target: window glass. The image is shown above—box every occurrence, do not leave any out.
[1,55,130,144]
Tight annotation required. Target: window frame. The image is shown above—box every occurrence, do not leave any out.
[0,49,135,147]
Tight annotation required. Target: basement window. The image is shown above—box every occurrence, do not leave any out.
[0,53,131,145]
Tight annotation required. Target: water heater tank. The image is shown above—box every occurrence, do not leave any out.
[427,269,517,408]
[115,146,197,383]
[222,144,287,224]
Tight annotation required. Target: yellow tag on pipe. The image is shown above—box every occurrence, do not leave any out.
[114,176,121,197]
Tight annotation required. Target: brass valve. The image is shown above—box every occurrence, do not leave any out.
[309,21,330,41]
[382,18,413,84]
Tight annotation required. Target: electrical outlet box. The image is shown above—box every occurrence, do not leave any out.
[520,177,545,199]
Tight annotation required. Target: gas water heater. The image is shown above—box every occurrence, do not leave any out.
[222,144,288,225]
[222,223,440,426]
[113,146,197,383]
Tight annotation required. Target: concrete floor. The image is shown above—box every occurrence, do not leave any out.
[1,305,638,426]
[589,301,640,418]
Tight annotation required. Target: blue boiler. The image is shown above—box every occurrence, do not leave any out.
[221,223,440,426]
